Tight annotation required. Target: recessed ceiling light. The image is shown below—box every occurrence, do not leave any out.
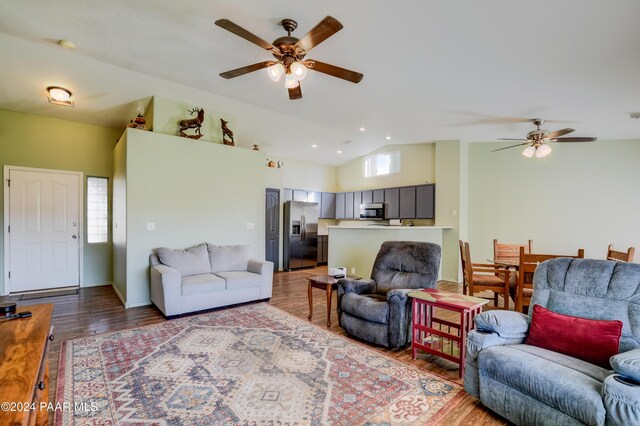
[311,144,317,148]
[385,136,391,140]
[337,150,343,154]
[46,86,74,107]
[359,127,365,131]
[57,39,76,49]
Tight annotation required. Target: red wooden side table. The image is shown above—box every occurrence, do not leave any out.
[408,288,489,378]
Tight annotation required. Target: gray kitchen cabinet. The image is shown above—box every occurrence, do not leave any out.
[293,189,308,201]
[307,191,321,204]
[384,188,399,219]
[373,189,385,203]
[335,193,346,219]
[320,192,336,219]
[284,189,293,202]
[416,184,435,219]
[361,190,373,205]
[345,192,354,218]
[399,186,416,219]
[353,191,362,218]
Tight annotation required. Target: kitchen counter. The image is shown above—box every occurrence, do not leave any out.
[328,225,450,279]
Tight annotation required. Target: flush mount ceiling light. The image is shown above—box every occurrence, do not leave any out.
[46,86,74,107]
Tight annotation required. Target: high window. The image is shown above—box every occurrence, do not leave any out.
[87,177,109,243]
[364,151,401,177]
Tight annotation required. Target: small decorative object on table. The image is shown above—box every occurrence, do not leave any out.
[221,118,234,145]
[126,101,149,130]
[178,107,204,139]
[408,288,489,377]
[266,159,276,168]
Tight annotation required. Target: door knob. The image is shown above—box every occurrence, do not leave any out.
[72,235,78,239]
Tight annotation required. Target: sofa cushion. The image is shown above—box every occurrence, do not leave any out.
[215,271,261,290]
[182,273,226,296]
[479,344,608,426]
[341,293,389,324]
[527,304,622,368]
[156,243,210,277]
[208,244,250,273]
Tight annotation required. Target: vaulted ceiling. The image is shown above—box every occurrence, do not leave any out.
[1,0,639,165]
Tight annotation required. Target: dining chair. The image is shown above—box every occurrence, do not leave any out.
[459,240,511,310]
[493,239,533,267]
[515,246,585,313]
[606,244,635,262]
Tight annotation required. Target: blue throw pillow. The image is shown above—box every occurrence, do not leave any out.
[474,310,531,338]
[610,348,640,382]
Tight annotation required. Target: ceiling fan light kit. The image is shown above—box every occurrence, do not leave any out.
[494,118,597,158]
[215,16,363,100]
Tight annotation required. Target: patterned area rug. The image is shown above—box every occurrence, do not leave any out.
[55,303,464,425]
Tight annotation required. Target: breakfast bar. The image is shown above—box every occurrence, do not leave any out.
[327,225,452,279]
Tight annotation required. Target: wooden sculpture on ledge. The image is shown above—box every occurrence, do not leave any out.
[221,118,234,146]
[178,107,205,139]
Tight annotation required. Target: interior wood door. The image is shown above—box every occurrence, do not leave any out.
[8,169,81,292]
[265,188,280,272]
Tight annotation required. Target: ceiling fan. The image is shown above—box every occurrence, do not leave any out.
[493,118,598,158]
[215,16,363,100]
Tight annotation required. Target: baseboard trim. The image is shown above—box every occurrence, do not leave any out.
[125,300,152,309]
[112,283,126,307]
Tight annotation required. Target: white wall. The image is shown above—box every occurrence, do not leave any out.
[468,139,640,264]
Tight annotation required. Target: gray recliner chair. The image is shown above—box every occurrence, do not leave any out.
[337,241,441,349]
[465,258,640,426]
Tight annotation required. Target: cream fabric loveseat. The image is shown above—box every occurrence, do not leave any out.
[149,243,273,317]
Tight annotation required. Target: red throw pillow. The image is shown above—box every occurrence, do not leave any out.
[526,304,623,369]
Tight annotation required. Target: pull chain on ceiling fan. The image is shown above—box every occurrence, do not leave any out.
[493,118,598,158]
[215,16,363,100]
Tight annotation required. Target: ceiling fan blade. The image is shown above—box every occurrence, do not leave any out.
[492,142,530,152]
[294,16,343,53]
[215,19,276,52]
[551,137,598,143]
[544,128,575,139]
[498,138,527,141]
[288,83,302,100]
[219,61,276,79]
[304,60,363,83]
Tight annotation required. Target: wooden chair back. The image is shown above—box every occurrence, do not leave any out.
[493,239,533,266]
[459,240,473,294]
[516,247,585,313]
[606,244,635,263]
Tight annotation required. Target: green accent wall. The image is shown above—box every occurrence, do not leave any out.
[468,140,640,265]
[0,108,120,294]
[113,129,266,307]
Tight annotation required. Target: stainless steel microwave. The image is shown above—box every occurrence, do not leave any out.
[360,203,385,220]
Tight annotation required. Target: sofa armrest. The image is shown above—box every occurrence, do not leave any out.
[248,259,273,299]
[603,373,640,426]
[611,348,640,382]
[474,310,531,338]
[149,264,182,316]
[386,289,414,349]
[337,278,375,297]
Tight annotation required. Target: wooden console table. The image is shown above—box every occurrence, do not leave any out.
[0,303,54,426]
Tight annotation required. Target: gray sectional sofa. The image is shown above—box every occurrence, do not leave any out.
[149,243,273,317]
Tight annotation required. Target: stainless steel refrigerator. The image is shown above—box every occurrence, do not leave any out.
[284,201,319,270]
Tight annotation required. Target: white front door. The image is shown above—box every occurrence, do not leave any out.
[7,168,81,292]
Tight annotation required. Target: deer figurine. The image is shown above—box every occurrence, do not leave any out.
[178,108,205,138]
[221,119,234,145]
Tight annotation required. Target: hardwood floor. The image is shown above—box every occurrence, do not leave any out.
[1,267,508,425]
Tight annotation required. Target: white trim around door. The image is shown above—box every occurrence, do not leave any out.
[3,165,84,295]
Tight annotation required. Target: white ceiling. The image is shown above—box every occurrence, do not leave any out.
[1,0,639,165]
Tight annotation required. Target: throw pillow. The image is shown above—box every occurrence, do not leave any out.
[156,243,210,277]
[526,304,623,369]
[208,244,250,273]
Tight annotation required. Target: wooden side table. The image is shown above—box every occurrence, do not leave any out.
[307,275,360,327]
[408,289,488,378]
